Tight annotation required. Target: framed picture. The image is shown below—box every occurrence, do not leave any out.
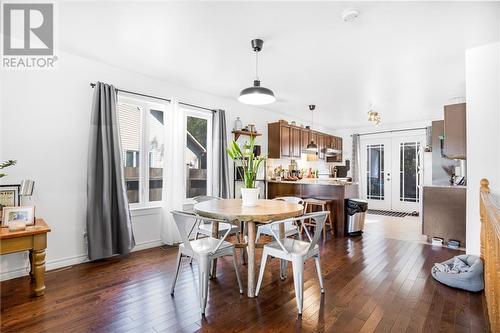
[1,206,35,227]
[0,184,20,222]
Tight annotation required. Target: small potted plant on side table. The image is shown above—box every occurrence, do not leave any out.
[226,137,266,207]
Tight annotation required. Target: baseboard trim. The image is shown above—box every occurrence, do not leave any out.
[1,239,164,281]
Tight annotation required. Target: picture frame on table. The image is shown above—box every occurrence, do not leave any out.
[1,206,35,227]
[0,184,21,222]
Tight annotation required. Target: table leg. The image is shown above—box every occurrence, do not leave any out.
[210,220,219,279]
[33,249,46,296]
[247,221,256,298]
[279,223,288,280]
[29,250,35,281]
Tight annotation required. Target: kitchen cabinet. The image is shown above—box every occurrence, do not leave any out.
[291,127,302,158]
[268,120,343,160]
[443,103,466,159]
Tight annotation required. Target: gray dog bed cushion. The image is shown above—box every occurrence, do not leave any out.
[431,254,484,292]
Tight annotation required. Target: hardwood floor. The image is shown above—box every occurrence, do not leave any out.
[0,233,488,333]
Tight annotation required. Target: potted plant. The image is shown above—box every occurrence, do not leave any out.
[227,137,266,207]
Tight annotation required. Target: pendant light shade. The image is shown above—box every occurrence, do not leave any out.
[239,39,276,105]
[303,104,318,154]
[238,80,276,105]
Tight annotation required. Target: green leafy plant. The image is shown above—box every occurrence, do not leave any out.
[226,137,266,189]
[0,160,16,178]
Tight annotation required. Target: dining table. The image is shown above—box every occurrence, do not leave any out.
[194,198,304,297]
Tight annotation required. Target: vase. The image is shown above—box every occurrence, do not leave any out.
[241,187,260,207]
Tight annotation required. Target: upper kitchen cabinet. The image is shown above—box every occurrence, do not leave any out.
[443,103,466,159]
[268,120,342,160]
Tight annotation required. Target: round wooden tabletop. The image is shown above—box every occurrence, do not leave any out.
[193,199,304,223]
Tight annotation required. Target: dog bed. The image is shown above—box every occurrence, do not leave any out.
[431,254,484,292]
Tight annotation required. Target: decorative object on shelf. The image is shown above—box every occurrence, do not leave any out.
[20,179,35,196]
[1,206,35,227]
[227,136,266,206]
[367,104,381,125]
[8,221,26,232]
[231,129,261,141]
[238,39,276,105]
[291,121,296,126]
[0,184,20,222]
[303,105,319,160]
[234,117,243,131]
[248,124,256,133]
[0,160,16,179]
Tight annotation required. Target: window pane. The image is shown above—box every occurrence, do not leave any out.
[149,109,164,201]
[399,142,420,202]
[366,144,384,200]
[186,116,208,198]
[117,102,142,204]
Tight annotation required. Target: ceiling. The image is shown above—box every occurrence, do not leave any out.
[59,1,499,129]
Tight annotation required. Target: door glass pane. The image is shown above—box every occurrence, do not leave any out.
[366,144,384,200]
[149,109,164,201]
[186,116,208,198]
[117,102,142,204]
[399,142,420,202]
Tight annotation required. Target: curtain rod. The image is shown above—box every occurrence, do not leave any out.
[351,127,427,137]
[89,83,216,112]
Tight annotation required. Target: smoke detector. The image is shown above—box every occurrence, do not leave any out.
[342,8,360,22]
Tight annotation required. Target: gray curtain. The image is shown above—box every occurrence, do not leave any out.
[86,82,135,260]
[212,110,230,198]
[351,134,361,197]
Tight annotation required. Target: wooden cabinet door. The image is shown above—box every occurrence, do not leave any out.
[291,127,302,158]
[280,125,291,157]
[443,103,466,159]
[301,129,310,151]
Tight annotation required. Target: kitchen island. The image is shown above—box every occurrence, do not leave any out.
[267,179,359,237]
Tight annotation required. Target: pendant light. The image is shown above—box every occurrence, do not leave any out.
[304,104,318,153]
[238,39,276,105]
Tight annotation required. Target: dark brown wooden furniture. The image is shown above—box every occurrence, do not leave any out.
[0,219,50,296]
[443,103,466,159]
[267,120,342,162]
[422,185,466,247]
[267,181,358,237]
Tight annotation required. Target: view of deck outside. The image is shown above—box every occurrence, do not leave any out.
[117,102,208,203]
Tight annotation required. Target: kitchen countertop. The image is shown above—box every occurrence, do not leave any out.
[421,185,467,189]
[267,178,355,186]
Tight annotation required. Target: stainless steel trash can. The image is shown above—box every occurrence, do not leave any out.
[345,199,368,235]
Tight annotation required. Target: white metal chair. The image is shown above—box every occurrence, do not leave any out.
[256,196,305,241]
[255,211,329,315]
[192,196,241,240]
[170,210,243,315]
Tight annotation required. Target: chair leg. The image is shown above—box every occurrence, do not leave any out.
[314,255,325,293]
[292,257,305,315]
[255,250,269,297]
[190,232,199,265]
[232,248,244,294]
[255,227,261,242]
[198,256,210,315]
[170,250,182,295]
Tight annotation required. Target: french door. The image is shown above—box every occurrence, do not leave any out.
[360,133,425,212]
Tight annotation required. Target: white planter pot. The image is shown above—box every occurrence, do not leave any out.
[241,187,260,207]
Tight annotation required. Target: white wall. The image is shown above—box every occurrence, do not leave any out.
[465,42,500,255]
[0,51,337,280]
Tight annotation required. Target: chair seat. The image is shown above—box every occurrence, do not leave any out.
[180,237,233,255]
[265,238,319,258]
[304,198,328,205]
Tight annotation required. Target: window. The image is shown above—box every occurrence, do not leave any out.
[116,95,166,207]
[185,110,212,199]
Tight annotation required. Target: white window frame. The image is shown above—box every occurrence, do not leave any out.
[117,93,168,209]
[184,108,213,203]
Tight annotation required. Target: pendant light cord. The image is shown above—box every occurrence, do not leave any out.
[255,51,259,80]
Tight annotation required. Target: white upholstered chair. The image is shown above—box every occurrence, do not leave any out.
[255,211,329,315]
[170,210,243,315]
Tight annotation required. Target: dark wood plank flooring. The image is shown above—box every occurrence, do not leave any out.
[0,233,489,332]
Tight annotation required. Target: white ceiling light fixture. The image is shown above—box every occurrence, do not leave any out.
[238,39,276,105]
[367,104,381,126]
[342,8,360,22]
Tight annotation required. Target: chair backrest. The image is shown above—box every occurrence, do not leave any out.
[170,210,200,252]
[274,196,305,206]
[192,195,221,204]
[300,211,329,252]
[267,211,329,255]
